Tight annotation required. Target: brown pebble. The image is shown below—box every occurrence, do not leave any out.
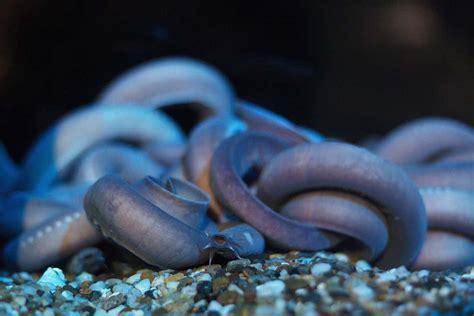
[177,277,194,291]
[199,264,222,275]
[242,267,257,278]
[140,270,155,281]
[243,283,257,303]
[217,290,243,305]
[285,251,301,260]
[212,277,230,294]
[166,272,185,283]
[284,276,309,291]
[79,281,92,295]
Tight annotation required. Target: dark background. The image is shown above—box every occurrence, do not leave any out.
[1,1,473,161]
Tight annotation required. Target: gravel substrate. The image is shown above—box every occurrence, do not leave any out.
[0,251,473,316]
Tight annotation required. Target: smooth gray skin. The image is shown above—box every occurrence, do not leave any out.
[420,187,474,237]
[236,100,321,144]
[375,117,474,165]
[184,116,246,183]
[0,194,74,238]
[280,191,389,261]
[84,175,211,269]
[411,187,474,270]
[72,143,165,185]
[18,105,184,191]
[211,133,341,251]
[184,116,246,222]
[433,147,474,164]
[3,209,103,271]
[406,161,474,191]
[412,230,474,271]
[97,57,235,117]
[256,142,427,269]
[133,176,211,231]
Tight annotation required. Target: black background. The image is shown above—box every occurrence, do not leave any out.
[1,1,473,161]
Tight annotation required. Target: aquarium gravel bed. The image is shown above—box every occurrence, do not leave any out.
[0,251,473,316]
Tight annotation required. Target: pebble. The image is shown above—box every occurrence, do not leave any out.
[126,288,142,306]
[256,280,285,299]
[61,290,74,301]
[227,283,244,295]
[112,283,133,295]
[207,300,235,316]
[37,267,67,292]
[226,259,251,272]
[352,284,375,301]
[101,293,126,311]
[76,272,94,283]
[311,263,332,276]
[134,279,150,294]
[125,273,141,284]
[461,268,474,282]
[89,281,107,292]
[284,276,309,291]
[107,304,125,316]
[0,277,13,285]
[355,260,372,272]
[165,272,185,283]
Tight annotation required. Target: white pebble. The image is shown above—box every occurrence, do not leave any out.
[134,279,151,294]
[376,271,397,283]
[76,272,94,283]
[126,273,141,284]
[256,280,286,299]
[181,284,197,297]
[195,273,212,282]
[294,302,318,316]
[311,263,331,276]
[126,288,142,307]
[90,281,107,292]
[461,269,474,282]
[227,284,244,295]
[113,283,133,295]
[250,263,263,270]
[352,284,374,301]
[61,290,74,301]
[37,267,66,292]
[417,270,430,278]
[0,277,13,285]
[151,276,166,288]
[207,300,235,316]
[335,253,349,262]
[355,260,372,272]
[295,288,308,296]
[107,305,125,316]
[166,281,180,292]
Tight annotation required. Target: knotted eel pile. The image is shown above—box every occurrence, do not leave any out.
[0,57,472,273]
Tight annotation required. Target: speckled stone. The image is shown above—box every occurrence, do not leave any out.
[101,293,126,311]
[226,259,251,273]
